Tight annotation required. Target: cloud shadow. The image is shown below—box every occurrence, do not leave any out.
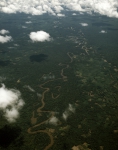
[0,60,10,67]
[0,125,22,148]
[30,54,48,62]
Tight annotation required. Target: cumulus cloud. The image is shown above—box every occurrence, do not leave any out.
[0,29,9,34]
[72,13,77,15]
[100,30,107,33]
[22,26,27,28]
[57,13,65,17]
[0,35,12,43]
[0,84,25,123]
[48,116,60,126]
[62,104,75,121]
[29,31,52,42]
[14,44,19,46]
[79,12,84,15]
[25,21,32,24]
[37,93,42,98]
[0,0,118,18]
[23,85,35,92]
[80,23,88,26]
[62,111,69,121]
[43,74,55,80]
[68,104,75,113]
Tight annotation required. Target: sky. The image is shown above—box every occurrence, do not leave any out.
[0,0,118,18]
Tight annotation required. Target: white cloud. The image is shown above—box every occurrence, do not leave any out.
[62,111,69,121]
[1,6,17,13]
[48,116,59,125]
[4,108,19,123]
[24,85,35,92]
[54,5,64,13]
[29,31,52,42]
[100,30,107,33]
[0,35,12,43]
[0,29,9,34]
[8,46,14,49]
[43,74,55,80]
[57,13,65,17]
[80,23,88,26]
[22,26,27,28]
[0,84,25,123]
[72,13,77,15]
[68,104,75,113]
[62,103,75,121]
[25,21,32,24]
[79,12,84,15]
[37,93,42,98]
[14,44,19,46]
[0,0,118,18]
